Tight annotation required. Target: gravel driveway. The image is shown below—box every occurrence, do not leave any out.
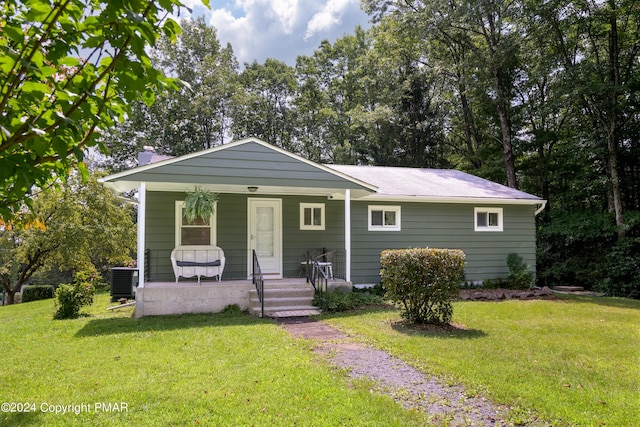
[280,318,509,427]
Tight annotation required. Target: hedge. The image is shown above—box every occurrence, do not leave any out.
[22,285,55,303]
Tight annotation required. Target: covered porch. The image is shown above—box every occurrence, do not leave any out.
[100,138,375,317]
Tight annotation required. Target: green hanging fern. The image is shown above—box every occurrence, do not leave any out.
[184,186,219,223]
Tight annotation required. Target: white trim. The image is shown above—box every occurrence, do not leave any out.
[535,200,548,216]
[175,201,217,247]
[137,183,146,288]
[300,203,325,230]
[474,207,504,232]
[247,198,283,279]
[368,205,401,231]
[353,194,543,205]
[345,189,351,282]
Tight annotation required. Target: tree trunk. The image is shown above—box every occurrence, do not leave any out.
[459,80,482,169]
[607,3,625,238]
[497,100,518,189]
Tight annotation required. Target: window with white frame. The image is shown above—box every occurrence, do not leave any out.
[368,205,401,231]
[300,203,325,230]
[175,201,217,246]
[474,207,503,232]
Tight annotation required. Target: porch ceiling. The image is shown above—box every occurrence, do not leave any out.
[104,180,372,199]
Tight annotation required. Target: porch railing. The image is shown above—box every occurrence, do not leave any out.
[252,250,264,317]
[304,250,329,310]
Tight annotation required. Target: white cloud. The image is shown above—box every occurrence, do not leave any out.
[304,0,354,40]
[183,0,368,65]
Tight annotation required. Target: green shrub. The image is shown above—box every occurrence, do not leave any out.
[353,283,386,297]
[22,285,55,302]
[314,291,385,313]
[381,248,465,324]
[53,281,95,319]
[506,253,534,290]
[595,237,640,298]
[221,304,243,315]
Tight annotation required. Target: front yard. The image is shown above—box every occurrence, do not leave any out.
[324,295,640,426]
[1,292,638,426]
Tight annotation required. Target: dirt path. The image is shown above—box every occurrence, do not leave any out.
[279,318,509,427]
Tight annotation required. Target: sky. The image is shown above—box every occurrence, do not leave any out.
[180,0,371,66]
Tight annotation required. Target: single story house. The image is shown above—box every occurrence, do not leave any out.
[100,137,545,317]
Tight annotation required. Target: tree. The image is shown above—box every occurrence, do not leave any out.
[364,0,522,187]
[0,0,195,219]
[231,59,298,151]
[0,173,136,305]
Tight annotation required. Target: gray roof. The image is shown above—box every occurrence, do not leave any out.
[326,165,542,202]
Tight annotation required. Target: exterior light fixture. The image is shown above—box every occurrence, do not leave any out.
[248,186,258,192]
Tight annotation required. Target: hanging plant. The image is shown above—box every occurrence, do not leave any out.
[184,186,219,223]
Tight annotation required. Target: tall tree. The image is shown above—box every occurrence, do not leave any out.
[295,28,370,164]
[100,17,238,167]
[231,59,298,151]
[364,0,522,187]
[0,0,192,218]
[539,0,640,235]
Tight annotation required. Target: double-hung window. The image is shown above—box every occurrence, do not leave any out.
[175,201,217,246]
[474,207,503,232]
[300,203,325,230]
[368,205,401,231]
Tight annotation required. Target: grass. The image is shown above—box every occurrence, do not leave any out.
[2,293,638,426]
[0,293,430,427]
[323,295,640,426]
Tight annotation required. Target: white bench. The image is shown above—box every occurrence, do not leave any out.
[170,245,225,283]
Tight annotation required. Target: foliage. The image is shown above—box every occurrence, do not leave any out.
[220,304,243,315]
[353,283,386,297]
[183,186,218,223]
[380,248,465,324]
[21,285,54,302]
[313,290,386,313]
[232,58,298,151]
[53,280,95,319]
[100,17,238,169]
[506,253,534,290]
[0,173,136,304]
[0,0,194,218]
[595,235,640,299]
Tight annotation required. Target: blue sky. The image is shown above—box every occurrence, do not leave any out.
[180,0,370,66]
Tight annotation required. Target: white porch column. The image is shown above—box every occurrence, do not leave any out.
[345,189,351,282]
[137,182,146,288]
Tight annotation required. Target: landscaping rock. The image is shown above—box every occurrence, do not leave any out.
[459,288,556,301]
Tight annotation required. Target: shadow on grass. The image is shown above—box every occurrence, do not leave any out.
[319,305,487,339]
[1,410,41,427]
[390,320,488,339]
[553,293,640,309]
[75,311,271,338]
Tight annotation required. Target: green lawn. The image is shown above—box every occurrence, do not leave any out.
[0,294,428,427]
[324,296,640,426]
[1,294,638,426]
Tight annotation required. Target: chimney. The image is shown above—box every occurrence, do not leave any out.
[137,146,156,166]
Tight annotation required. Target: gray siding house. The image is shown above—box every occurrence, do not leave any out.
[101,138,544,317]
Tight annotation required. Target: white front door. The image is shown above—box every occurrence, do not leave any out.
[248,198,282,278]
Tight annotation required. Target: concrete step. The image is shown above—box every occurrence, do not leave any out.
[249,285,319,317]
[249,287,314,299]
[268,309,322,318]
[250,296,315,308]
[250,306,321,317]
